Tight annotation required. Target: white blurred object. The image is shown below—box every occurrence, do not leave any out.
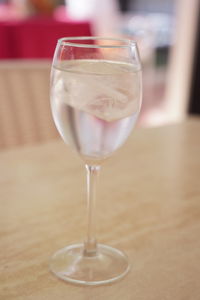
[92,0,120,36]
[66,0,120,35]
[66,0,96,20]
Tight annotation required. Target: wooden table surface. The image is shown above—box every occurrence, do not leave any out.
[1,119,200,299]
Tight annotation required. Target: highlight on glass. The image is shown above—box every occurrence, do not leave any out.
[50,37,142,285]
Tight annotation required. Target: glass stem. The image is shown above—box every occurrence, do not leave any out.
[84,164,100,256]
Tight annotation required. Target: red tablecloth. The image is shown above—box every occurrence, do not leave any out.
[0,16,92,59]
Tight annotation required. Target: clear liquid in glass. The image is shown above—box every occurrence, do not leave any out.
[51,59,142,162]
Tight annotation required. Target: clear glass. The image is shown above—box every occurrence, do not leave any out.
[50,37,142,285]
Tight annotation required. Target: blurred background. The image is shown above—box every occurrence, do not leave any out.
[0,0,199,149]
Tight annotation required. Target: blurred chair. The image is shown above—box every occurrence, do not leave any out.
[0,16,92,59]
[0,60,58,149]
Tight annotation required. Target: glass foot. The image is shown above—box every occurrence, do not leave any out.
[50,243,130,286]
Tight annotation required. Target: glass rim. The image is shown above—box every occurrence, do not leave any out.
[57,36,137,49]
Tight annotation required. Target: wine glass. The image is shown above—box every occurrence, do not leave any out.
[50,37,142,285]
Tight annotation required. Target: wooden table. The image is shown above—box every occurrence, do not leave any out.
[1,119,200,299]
